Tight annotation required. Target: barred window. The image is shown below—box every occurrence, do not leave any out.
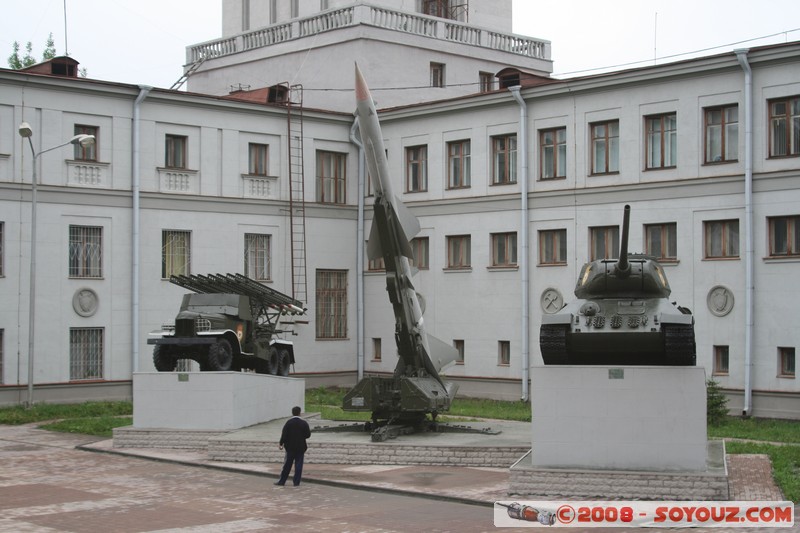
[70,328,103,381]
[316,270,347,339]
[248,143,268,175]
[162,230,191,278]
[74,125,97,161]
[69,225,102,278]
[244,233,271,280]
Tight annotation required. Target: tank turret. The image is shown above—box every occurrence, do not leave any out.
[540,205,695,366]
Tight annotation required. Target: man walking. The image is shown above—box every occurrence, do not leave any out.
[275,406,311,486]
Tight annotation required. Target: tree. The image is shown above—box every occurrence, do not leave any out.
[8,35,55,70]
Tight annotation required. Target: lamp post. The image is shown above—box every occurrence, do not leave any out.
[17,122,95,407]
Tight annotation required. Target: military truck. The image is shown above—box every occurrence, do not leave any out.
[540,205,696,366]
[148,273,306,375]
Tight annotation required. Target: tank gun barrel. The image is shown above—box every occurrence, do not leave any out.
[616,204,631,277]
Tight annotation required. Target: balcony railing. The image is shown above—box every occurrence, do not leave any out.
[189,3,549,63]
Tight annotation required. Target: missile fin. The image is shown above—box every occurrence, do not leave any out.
[366,219,383,261]
[425,333,459,373]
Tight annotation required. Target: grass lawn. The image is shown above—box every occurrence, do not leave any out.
[1,391,798,500]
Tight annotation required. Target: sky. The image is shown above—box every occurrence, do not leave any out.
[1,0,799,89]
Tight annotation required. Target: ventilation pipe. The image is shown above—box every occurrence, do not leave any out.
[735,49,754,416]
[509,86,530,402]
[132,85,152,375]
[350,115,365,381]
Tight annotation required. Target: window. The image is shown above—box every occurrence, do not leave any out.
[492,134,517,184]
[165,135,187,169]
[491,232,517,267]
[713,345,729,375]
[645,223,677,262]
[244,233,271,281]
[410,237,429,269]
[769,96,800,157]
[447,140,470,189]
[74,125,97,161]
[162,230,191,278]
[0,222,3,277]
[590,226,619,261]
[539,229,567,265]
[769,216,800,257]
[540,127,566,179]
[779,347,795,378]
[479,72,494,92]
[372,338,381,361]
[317,151,346,204]
[498,340,510,366]
[367,253,385,271]
[645,113,677,169]
[705,105,738,163]
[454,339,464,364]
[591,121,619,174]
[316,270,347,339]
[406,145,428,192]
[420,0,465,21]
[430,63,445,88]
[69,225,102,278]
[70,327,103,381]
[704,220,739,259]
[248,143,268,176]
[446,235,471,269]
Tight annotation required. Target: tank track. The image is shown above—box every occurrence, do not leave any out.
[663,324,696,366]
[539,324,569,365]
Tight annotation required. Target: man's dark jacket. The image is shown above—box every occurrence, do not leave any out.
[280,416,311,453]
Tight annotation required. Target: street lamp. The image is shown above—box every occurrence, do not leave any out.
[17,122,95,407]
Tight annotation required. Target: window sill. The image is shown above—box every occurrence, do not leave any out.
[538,262,567,267]
[455,361,464,365]
[487,265,518,271]
[489,181,517,187]
[404,189,428,194]
[777,374,795,379]
[764,255,800,263]
[589,171,620,177]
[702,257,740,261]
[712,372,729,377]
[538,176,566,181]
[443,267,472,273]
[702,160,738,166]
[315,337,350,341]
[643,166,677,171]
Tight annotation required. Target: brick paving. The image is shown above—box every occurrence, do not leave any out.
[1,424,796,532]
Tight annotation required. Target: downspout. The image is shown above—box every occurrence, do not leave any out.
[132,85,152,375]
[350,115,365,381]
[509,86,529,402]
[735,50,753,416]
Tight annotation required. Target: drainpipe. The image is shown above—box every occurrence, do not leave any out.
[509,86,529,402]
[735,50,753,416]
[350,115,365,381]
[132,85,152,375]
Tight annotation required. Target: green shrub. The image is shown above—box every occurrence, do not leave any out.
[706,378,729,426]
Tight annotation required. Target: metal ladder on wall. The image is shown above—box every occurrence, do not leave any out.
[286,84,308,306]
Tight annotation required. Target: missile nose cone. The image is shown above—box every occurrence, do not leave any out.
[355,63,370,103]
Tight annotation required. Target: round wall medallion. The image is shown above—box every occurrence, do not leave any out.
[707,285,734,317]
[73,288,99,317]
[540,288,564,314]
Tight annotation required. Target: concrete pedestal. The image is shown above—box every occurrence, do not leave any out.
[531,365,707,471]
[132,372,305,431]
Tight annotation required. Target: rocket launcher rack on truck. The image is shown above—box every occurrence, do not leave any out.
[148,273,306,375]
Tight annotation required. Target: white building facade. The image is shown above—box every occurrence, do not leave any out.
[0,2,798,418]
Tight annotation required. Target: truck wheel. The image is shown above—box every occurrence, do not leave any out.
[207,339,233,371]
[277,349,291,377]
[267,346,279,375]
[153,345,177,372]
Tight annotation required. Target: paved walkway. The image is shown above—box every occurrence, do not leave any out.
[0,423,794,532]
